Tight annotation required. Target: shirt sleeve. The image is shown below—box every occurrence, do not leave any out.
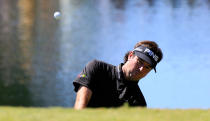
[73,60,98,92]
[128,85,147,107]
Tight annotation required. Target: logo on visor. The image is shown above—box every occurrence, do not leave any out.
[144,48,159,62]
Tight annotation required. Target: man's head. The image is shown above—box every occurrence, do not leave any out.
[122,40,163,81]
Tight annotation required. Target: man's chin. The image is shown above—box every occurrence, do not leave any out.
[129,76,142,81]
[128,73,143,81]
[135,74,146,80]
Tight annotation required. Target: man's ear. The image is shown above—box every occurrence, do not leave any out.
[128,51,134,60]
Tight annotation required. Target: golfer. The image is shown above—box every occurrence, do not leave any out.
[73,40,163,109]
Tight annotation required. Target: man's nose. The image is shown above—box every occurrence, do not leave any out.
[139,66,144,71]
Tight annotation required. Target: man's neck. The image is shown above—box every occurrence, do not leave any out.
[122,63,130,81]
[122,63,140,82]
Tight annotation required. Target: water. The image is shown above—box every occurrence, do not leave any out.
[1,0,210,109]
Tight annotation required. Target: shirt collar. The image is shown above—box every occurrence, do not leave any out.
[116,63,139,84]
[116,63,124,80]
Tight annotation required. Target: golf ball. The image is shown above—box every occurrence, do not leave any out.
[54,11,61,19]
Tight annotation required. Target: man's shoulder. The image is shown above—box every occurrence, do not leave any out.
[87,59,115,69]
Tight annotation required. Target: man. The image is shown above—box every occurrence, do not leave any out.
[73,40,163,109]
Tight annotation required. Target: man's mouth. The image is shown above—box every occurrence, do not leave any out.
[131,70,141,77]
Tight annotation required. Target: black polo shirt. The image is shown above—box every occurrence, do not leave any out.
[73,60,147,107]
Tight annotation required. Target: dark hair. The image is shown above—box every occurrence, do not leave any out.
[124,40,163,63]
[124,51,131,63]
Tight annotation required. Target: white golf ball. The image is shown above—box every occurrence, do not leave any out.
[54,11,61,19]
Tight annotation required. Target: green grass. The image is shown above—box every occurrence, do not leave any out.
[0,106,210,121]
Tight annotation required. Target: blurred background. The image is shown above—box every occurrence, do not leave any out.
[0,0,210,109]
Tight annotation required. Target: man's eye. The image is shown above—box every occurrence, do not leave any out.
[138,60,143,64]
[145,66,151,69]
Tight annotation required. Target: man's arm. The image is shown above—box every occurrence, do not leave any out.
[74,86,92,110]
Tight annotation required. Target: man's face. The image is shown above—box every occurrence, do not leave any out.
[124,52,152,81]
